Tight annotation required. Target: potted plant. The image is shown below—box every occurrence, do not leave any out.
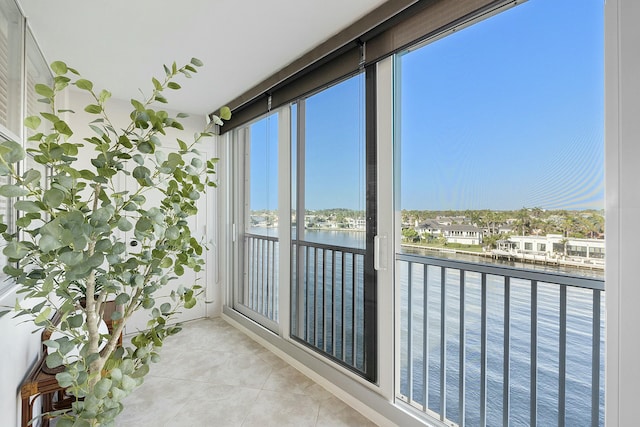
[0,58,229,426]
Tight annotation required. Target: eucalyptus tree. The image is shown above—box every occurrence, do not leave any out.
[0,59,229,426]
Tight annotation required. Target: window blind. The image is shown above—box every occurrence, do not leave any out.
[215,0,511,133]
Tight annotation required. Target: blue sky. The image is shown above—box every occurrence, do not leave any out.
[251,0,604,212]
[249,115,279,212]
[400,0,604,211]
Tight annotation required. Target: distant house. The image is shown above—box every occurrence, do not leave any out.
[346,217,366,230]
[416,219,443,236]
[440,224,483,245]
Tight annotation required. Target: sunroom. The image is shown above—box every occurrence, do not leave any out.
[1,0,637,426]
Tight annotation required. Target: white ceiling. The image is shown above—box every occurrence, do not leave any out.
[17,0,387,116]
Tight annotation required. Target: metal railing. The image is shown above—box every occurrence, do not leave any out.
[292,240,368,376]
[243,233,279,321]
[397,253,604,427]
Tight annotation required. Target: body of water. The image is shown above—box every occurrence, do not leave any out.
[249,227,605,426]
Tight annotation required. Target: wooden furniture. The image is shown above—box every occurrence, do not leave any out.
[20,302,121,427]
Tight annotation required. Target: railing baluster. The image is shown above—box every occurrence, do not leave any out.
[592,290,601,427]
[480,272,487,427]
[305,245,311,342]
[264,240,275,319]
[559,286,567,427]
[440,266,447,420]
[254,236,258,309]
[531,280,538,427]
[244,236,249,307]
[332,250,337,357]
[261,237,266,315]
[313,247,319,346]
[407,261,414,403]
[504,277,511,427]
[251,236,256,309]
[251,239,261,311]
[321,248,326,352]
[459,269,466,427]
[352,253,357,366]
[342,250,347,363]
[271,240,276,319]
[423,263,429,410]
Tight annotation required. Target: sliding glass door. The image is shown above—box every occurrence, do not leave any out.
[291,71,377,381]
[233,113,280,331]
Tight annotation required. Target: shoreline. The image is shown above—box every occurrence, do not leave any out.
[401,243,604,271]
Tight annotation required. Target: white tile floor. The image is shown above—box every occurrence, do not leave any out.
[115,317,379,427]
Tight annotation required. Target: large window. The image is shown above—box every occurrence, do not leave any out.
[0,0,22,136]
[396,0,604,425]
[0,13,52,294]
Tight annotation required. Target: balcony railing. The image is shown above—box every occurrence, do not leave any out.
[291,240,372,378]
[397,253,605,427]
[243,233,279,322]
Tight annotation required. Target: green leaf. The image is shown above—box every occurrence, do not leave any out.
[75,79,94,91]
[165,226,179,240]
[118,135,132,148]
[22,169,42,185]
[137,140,154,154]
[0,140,26,163]
[94,378,113,399]
[98,89,112,103]
[3,241,29,259]
[43,188,65,208]
[132,166,150,180]
[50,61,68,76]
[35,306,52,325]
[67,313,84,328]
[84,104,102,114]
[190,57,204,67]
[174,264,184,276]
[160,302,171,314]
[40,112,59,123]
[117,217,133,232]
[0,184,28,197]
[135,217,152,232]
[59,251,83,266]
[40,235,63,252]
[15,216,31,228]
[131,363,150,379]
[152,77,163,91]
[13,200,42,213]
[121,374,136,392]
[54,120,74,137]
[184,295,196,309]
[167,82,181,90]
[24,115,42,130]
[55,371,74,388]
[35,84,54,98]
[114,293,130,305]
[14,200,42,213]
[131,99,145,111]
[219,106,232,121]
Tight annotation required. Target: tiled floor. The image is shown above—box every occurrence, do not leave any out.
[115,317,379,426]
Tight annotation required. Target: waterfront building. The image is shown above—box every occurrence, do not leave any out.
[494,234,605,268]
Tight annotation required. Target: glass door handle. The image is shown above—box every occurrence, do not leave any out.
[374,235,386,271]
